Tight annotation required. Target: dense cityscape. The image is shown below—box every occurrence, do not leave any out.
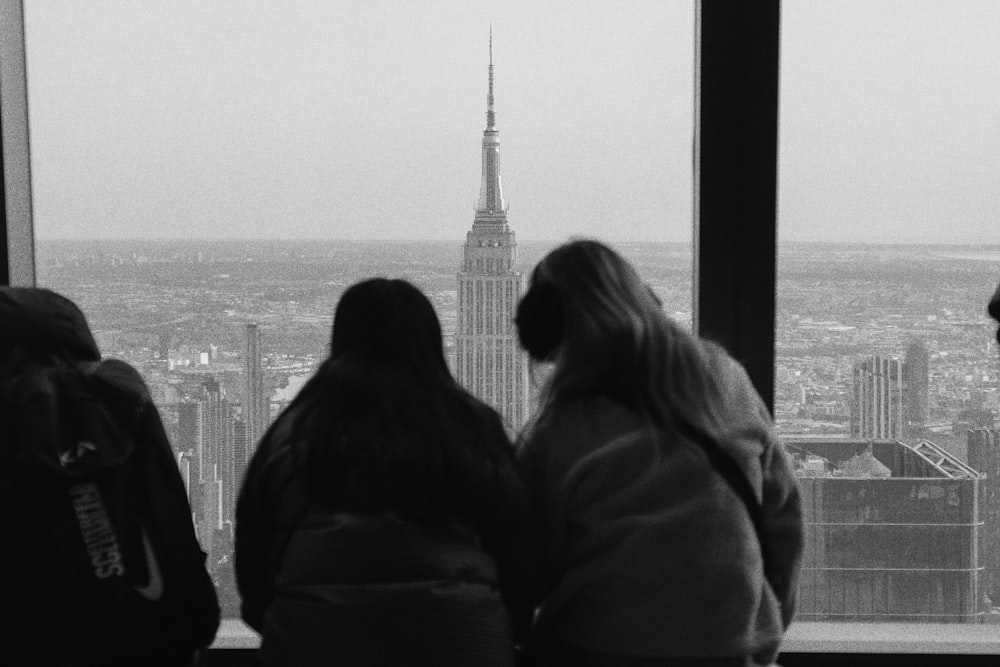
[34,239,1000,620]
[775,245,999,457]
[13,2,1000,656]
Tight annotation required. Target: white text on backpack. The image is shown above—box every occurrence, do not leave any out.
[69,482,125,578]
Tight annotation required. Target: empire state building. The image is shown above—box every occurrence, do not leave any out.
[455,34,529,432]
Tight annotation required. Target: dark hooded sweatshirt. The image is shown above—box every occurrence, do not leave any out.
[0,287,219,665]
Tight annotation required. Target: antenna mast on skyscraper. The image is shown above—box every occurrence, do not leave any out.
[487,24,495,129]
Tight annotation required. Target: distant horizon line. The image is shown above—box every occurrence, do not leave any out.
[33,237,1000,248]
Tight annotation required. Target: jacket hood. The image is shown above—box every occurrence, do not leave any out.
[0,287,100,362]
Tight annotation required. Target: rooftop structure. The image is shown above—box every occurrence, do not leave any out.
[788,438,986,622]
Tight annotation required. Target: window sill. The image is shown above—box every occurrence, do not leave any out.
[212,619,1000,655]
[782,621,1000,654]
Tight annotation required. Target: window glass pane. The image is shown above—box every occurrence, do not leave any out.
[25,1,694,621]
[779,0,1000,623]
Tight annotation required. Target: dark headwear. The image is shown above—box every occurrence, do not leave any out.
[0,287,100,361]
[990,282,1000,345]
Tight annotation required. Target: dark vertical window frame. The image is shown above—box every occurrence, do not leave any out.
[693,0,778,414]
[1,122,8,286]
[0,0,36,287]
[694,3,1000,664]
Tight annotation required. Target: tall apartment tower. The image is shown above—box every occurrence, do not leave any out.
[902,340,929,432]
[455,32,529,432]
[176,400,204,521]
[243,323,268,447]
[233,417,249,493]
[850,355,904,439]
[179,378,233,554]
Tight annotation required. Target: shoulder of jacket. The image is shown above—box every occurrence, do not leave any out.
[700,340,748,382]
[526,395,646,455]
[252,411,304,478]
[701,344,770,416]
[697,343,780,464]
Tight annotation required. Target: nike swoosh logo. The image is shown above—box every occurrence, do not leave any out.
[59,440,98,466]
[133,526,164,601]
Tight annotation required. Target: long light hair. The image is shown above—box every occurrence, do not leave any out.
[525,239,726,441]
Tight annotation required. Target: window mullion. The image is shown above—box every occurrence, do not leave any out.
[0,0,37,287]
[693,0,779,413]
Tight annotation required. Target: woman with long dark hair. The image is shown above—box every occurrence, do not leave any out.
[513,240,803,667]
[236,278,527,666]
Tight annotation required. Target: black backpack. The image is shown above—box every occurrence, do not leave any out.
[0,357,220,664]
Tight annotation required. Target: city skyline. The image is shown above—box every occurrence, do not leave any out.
[31,237,1000,621]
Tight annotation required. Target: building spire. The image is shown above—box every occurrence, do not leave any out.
[476,26,505,216]
[487,25,495,129]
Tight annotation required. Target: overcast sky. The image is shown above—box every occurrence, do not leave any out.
[23,1,1000,243]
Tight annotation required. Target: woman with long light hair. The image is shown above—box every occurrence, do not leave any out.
[514,240,803,667]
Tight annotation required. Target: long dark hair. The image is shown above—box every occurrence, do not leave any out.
[518,239,726,442]
[283,278,514,527]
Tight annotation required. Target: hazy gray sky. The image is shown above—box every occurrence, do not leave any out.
[781,1,1000,244]
[24,1,1000,243]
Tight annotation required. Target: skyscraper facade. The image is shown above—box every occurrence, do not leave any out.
[851,355,904,439]
[243,323,267,447]
[790,438,985,622]
[173,378,236,568]
[172,373,247,614]
[455,33,529,432]
[903,340,930,434]
[176,399,204,521]
[967,428,1000,607]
